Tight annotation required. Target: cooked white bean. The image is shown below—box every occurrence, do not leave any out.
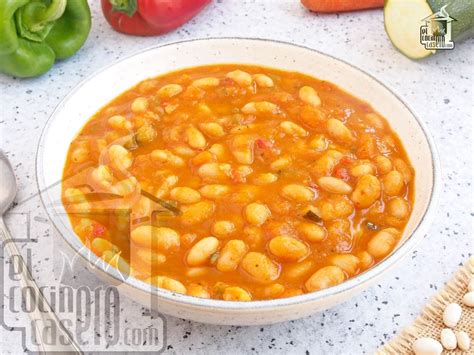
[440,328,457,350]
[108,145,133,171]
[198,162,232,181]
[328,254,360,275]
[185,126,207,149]
[245,203,271,226]
[367,228,400,258]
[131,97,148,113]
[71,146,89,163]
[187,283,210,298]
[442,303,462,328]
[191,77,220,88]
[309,134,328,152]
[253,74,274,87]
[311,149,343,177]
[151,149,185,167]
[199,122,225,138]
[268,235,309,261]
[270,156,291,171]
[181,201,216,225]
[135,248,167,267]
[297,223,326,242]
[317,177,352,194]
[462,291,474,307]
[131,226,180,251]
[222,286,252,301]
[187,237,219,266]
[231,135,254,164]
[350,162,375,177]
[108,115,132,130]
[169,187,201,204]
[299,86,321,106]
[456,331,471,351]
[412,337,442,355]
[383,170,405,196]
[157,84,183,98]
[147,276,186,294]
[393,158,413,182]
[208,143,227,160]
[226,70,253,86]
[305,266,345,292]
[241,101,280,115]
[91,165,113,188]
[387,197,410,220]
[281,184,314,202]
[365,113,385,130]
[280,121,308,137]
[350,174,381,208]
[240,252,279,282]
[111,177,137,196]
[375,155,392,174]
[253,172,278,185]
[326,118,353,143]
[216,240,248,272]
[212,220,236,238]
[199,184,230,199]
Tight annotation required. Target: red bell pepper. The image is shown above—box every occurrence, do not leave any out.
[101,0,211,36]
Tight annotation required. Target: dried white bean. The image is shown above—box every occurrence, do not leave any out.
[442,303,462,328]
[462,291,474,307]
[468,277,474,291]
[412,337,442,355]
[456,331,471,351]
[440,328,457,350]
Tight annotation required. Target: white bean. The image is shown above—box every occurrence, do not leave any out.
[187,237,219,266]
[253,74,274,87]
[412,337,442,355]
[442,303,462,328]
[191,77,220,88]
[226,70,253,86]
[241,101,279,115]
[440,328,457,350]
[299,86,321,106]
[280,121,308,137]
[468,277,474,291]
[157,84,183,98]
[462,291,474,307]
[317,177,352,194]
[245,203,271,226]
[456,331,471,351]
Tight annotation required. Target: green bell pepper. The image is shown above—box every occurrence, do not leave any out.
[0,0,91,78]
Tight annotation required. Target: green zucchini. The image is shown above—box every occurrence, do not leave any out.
[384,0,474,59]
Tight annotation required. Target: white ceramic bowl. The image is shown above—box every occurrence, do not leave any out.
[37,38,439,325]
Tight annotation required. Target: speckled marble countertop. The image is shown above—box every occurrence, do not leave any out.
[0,1,472,354]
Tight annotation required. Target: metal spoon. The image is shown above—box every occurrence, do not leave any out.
[0,151,82,354]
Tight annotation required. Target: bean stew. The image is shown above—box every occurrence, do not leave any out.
[62,64,414,301]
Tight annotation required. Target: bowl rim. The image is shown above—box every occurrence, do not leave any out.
[36,37,440,311]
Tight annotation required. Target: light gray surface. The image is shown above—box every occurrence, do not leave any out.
[0,1,472,354]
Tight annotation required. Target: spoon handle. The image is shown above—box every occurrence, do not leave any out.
[0,218,83,354]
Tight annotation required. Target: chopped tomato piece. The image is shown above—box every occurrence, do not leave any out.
[340,156,354,165]
[255,138,273,149]
[92,222,107,237]
[333,167,349,180]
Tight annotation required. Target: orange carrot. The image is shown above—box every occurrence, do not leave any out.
[301,0,384,13]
